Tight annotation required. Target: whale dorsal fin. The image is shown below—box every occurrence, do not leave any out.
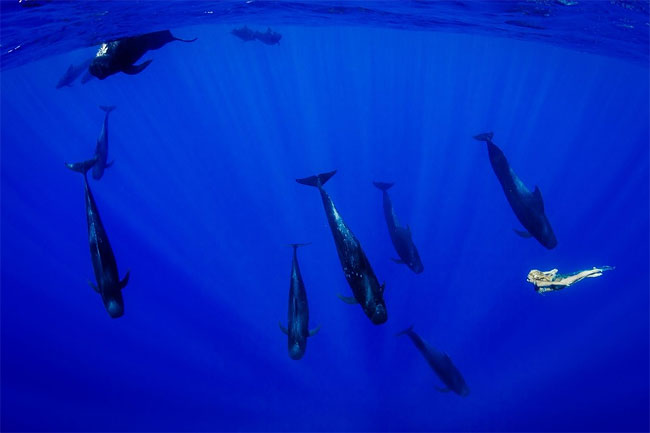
[532,186,544,212]
[278,321,288,335]
[119,270,130,290]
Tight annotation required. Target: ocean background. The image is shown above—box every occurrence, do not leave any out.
[1,1,648,431]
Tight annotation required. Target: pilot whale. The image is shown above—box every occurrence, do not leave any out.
[89,30,196,80]
[297,170,387,325]
[231,26,256,42]
[397,326,470,396]
[279,243,320,360]
[65,158,129,318]
[56,58,92,89]
[92,105,116,180]
[254,27,282,45]
[373,182,423,274]
[473,132,557,249]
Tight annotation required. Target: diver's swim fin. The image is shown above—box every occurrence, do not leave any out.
[337,294,358,304]
[123,60,152,75]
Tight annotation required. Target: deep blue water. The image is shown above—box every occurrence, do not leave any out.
[1,2,649,432]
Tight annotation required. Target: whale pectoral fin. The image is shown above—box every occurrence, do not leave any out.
[391,258,405,264]
[119,270,130,290]
[532,186,545,212]
[309,325,321,337]
[106,160,115,168]
[435,386,451,393]
[88,280,100,293]
[337,294,358,304]
[278,321,288,335]
[513,229,533,238]
[123,59,152,75]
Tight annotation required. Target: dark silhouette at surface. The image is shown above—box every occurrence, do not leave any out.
[231,26,256,41]
[231,26,282,45]
[254,27,282,45]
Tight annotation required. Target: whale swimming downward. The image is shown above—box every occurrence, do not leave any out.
[297,170,387,325]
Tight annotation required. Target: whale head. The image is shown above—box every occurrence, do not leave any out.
[398,228,424,274]
[370,303,387,325]
[407,245,424,274]
[89,58,111,80]
[457,383,470,397]
[102,292,124,318]
[288,340,305,360]
[538,216,558,249]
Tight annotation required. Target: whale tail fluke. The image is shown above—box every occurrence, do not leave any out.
[296,170,337,188]
[395,325,414,337]
[473,132,494,143]
[99,105,116,114]
[288,243,311,250]
[65,158,97,176]
[373,181,394,191]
